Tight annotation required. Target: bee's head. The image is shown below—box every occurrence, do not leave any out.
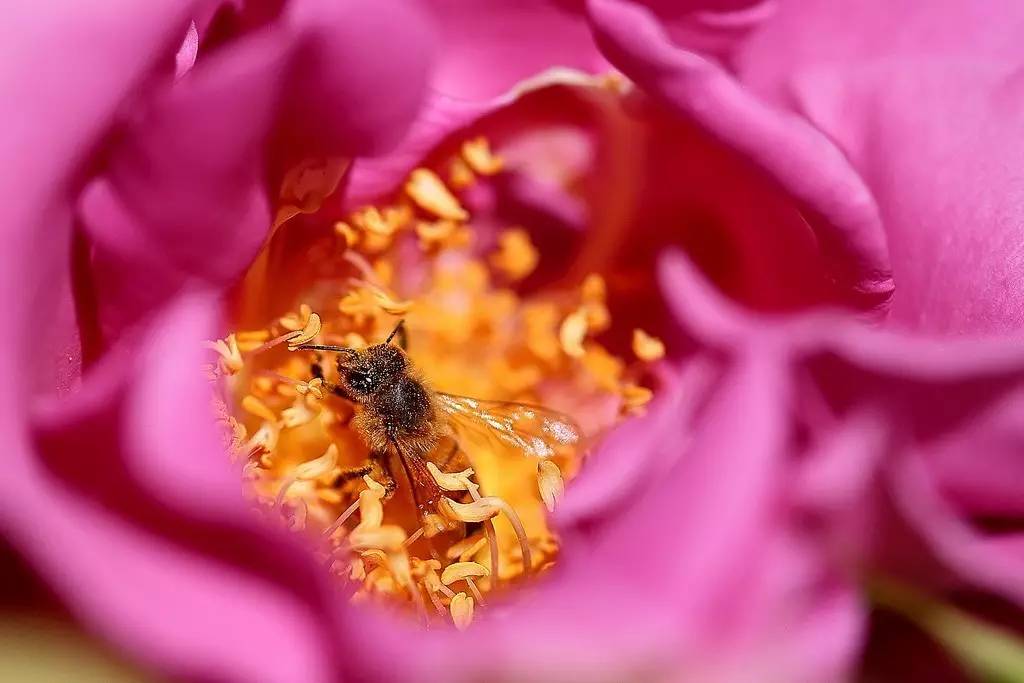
[337,343,408,397]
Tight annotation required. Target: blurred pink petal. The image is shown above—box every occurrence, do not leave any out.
[79,0,436,348]
[13,296,340,682]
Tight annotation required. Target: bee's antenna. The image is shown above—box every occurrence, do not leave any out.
[294,344,356,356]
[384,319,406,346]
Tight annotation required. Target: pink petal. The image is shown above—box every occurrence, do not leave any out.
[79,0,437,347]
[585,0,894,309]
[7,296,341,682]
[423,0,607,100]
[733,1,1024,334]
[789,60,1024,334]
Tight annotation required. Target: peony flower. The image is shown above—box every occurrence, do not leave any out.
[3,1,1024,683]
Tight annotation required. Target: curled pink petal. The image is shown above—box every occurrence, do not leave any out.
[586,0,894,309]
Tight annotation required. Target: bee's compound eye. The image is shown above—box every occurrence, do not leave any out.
[347,370,373,394]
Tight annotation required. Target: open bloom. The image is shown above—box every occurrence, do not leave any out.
[3,1,1024,682]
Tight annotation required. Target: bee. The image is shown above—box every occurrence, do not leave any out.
[296,320,581,516]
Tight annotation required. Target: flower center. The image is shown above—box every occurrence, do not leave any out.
[205,138,662,628]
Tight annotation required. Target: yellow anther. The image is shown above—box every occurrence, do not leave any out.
[204,334,244,374]
[351,207,397,236]
[582,345,625,392]
[461,137,503,175]
[349,558,366,581]
[242,395,277,423]
[427,462,476,492]
[449,157,475,189]
[632,329,665,361]
[334,221,359,247]
[441,562,489,585]
[449,592,474,631]
[293,443,338,480]
[355,476,387,530]
[621,383,654,413]
[523,302,561,361]
[285,311,322,349]
[490,228,539,280]
[371,288,414,315]
[388,550,413,588]
[440,496,501,523]
[295,377,325,400]
[349,525,407,553]
[404,168,468,221]
[537,460,565,513]
[582,273,606,302]
[279,304,313,331]
[281,399,317,428]
[559,308,588,358]
[416,220,465,250]
[338,290,376,322]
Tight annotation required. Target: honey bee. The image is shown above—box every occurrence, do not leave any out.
[297,320,581,515]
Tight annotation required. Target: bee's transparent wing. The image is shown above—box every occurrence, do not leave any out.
[436,393,581,458]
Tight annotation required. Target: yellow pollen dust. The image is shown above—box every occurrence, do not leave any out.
[206,138,661,629]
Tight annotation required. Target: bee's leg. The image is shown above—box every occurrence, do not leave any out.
[333,462,373,486]
[369,449,397,498]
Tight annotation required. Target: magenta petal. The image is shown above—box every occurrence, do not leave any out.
[736,0,1024,99]
[733,1,1024,333]
[344,91,494,207]
[4,295,342,682]
[556,355,718,527]
[585,0,894,308]
[891,451,1024,607]
[0,490,335,683]
[423,0,607,100]
[0,1,195,400]
[790,60,1024,334]
[281,0,437,157]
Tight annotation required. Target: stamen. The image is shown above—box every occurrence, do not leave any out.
[323,497,362,539]
[440,496,501,523]
[427,463,476,492]
[242,395,278,423]
[440,561,489,585]
[461,137,503,175]
[281,398,318,428]
[621,383,654,414]
[489,497,533,578]
[285,311,322,349]
[294,378,325,399]
[293,444,339,480]
[465,578,485,605]
[449,592,474,631]
[348,525,407,553]
[632,328,665,361]
[404,168,469,220]
[490,228,539,280]
[448,158,475,189]
[559,309,589,358]
[334,221,359,247]
[537,460,565,512]
[204,334,244,374]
